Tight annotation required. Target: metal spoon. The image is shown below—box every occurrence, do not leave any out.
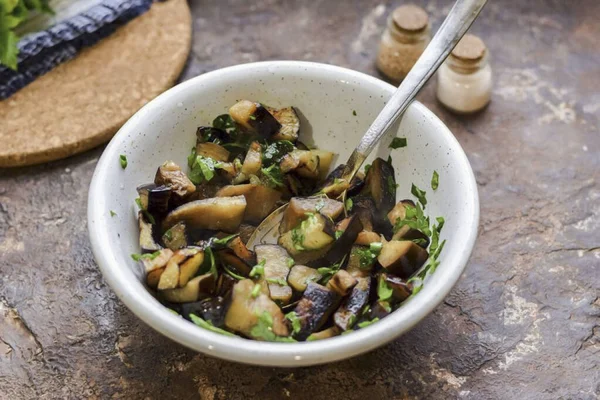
[248,0,487,248]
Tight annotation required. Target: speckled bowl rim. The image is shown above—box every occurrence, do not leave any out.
[88,61,479,367]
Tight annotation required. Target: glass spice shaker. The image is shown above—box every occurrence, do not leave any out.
[436,34,492,113]
[376,4,432,83]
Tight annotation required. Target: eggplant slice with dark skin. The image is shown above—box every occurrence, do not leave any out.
[132,100,441,342]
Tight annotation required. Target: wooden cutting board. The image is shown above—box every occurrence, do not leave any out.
[0,0,192,167]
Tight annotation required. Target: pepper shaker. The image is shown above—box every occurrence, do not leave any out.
[436,34,492,113]
[376,4,432,83]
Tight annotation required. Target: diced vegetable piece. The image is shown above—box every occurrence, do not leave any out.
[155,161,196,199]
[360,158,397,229]
[238,224,256,244]
[216,184,282,224]
[355,231,383,246]
[255,245,293,304]
[387,200,415,225]
[180,297,229,327]
[229,100,281,137]
[217,250,252,276]
[179,251,205,287]
[326,270,358,296]
[307,215,363,269]
[224,279,289,338]
[346,245,375,277]
[311,150,335,179]
[162,222,188,251]
[377,240,429,279]
[196,142,230,162]
[279,196,344,234]
[162,273,215,303]
[158,259,180,290]
[227,237,256,265]
[317,164,365,197]
[216,273,237,296]
[351,196,376,231]
[137,184,172,215]
[307,326,341,341]
[146,267,165,288]
[288,265,322,292]
[196,126,230,144]
[241,141,262,175]
[142,248,173,273]
[268,106,300,142]
[388,200,430,246]
[292,283,340,340]
[280,150,320,178]
[369,300,392,319]
[381,273,413,302]
[334,277,371,331]
[163,196,247,233]
[279,213,335,256]
[138,212,162,253]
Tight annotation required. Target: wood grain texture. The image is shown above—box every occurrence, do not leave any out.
[0,0,191,167]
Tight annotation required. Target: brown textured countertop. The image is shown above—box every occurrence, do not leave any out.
[1,1,598,399]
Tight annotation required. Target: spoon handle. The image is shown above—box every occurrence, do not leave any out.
[341,0,487,181]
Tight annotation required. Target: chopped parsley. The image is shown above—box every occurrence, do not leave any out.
[163,228,173,242]
[212,114,238,135]
[377,275,393,302]
[287,258,295,268]
[315,197,326,212]
[262,140,294,166]
[211,233,239,248]
[260,164,285,188]
[389,137,407,149]
[135,197,143,209]
[249,259,266,278]
[285,311,302,335]
[109,210,117,217]
[119,154,128,169]
[130,250,161,262]
[317,260,344,283]
[335,230,344,240]
[393,202,431,236]
[188,155,222,185]
[251,283,262,298]
[189,314,236,337]
[345,198,353,212]
[411,184,427,208]
[387,176,398,195]
[291,226,305,251]
[223,265,245,280]
[353,243,381,269]
[431,170,439,190]
[250,311,297,342]
[364,164,371,174]
[266,277,288,286]
[203,247,218,278]
[357,317,380,329]
[352,110,357,116]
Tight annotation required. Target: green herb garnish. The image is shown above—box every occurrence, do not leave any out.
[204,247,218,278]
[285,311,302,335]
[411,184,427,208]
[387,176,398,195]
[315,197,326,212]
[291,226,305,251]
[287,258,295,268]
[431,170,439,190]
[352,110,357,116]
[266,277,288,286]
[109,210,117,217]
[250,311,296,342]
[262,140,294,166]
[364,164,371,174]
[130,250,161,262]
[119,155,128,169]
[189,314,236,337]
[260,164,285,188]
[353,245,381,269]
[377,275,393,302]
[187,147,197,168]
[335,230,344,240]
[223,265,245,280]
[251,283,262,298]
[389,137,407,149]
[357,317,380,328]
[249,259,266,278]
[345,198,353,212]
[188,155,221,185]
[393,202,431,236]
[212,233,239,247]
[212,114,238,135]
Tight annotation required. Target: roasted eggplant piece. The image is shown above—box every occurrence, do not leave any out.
[306,326,341,341]
[311,150,335,179]
[229,100,281,137]
[179,296,230,327]
[255,245,293,304]
[224,279,289,339]
[155,161,196,199]
[334,277,371,331]
[138,211,162,253]
[216,184,282,224]
[288,265,322,292]
[216,273,237,297]
[368,300,392,320]
[292,283,340,340]
[346,245,376,277]
[351,196,376,231]
[238,224,256,244]
[227,237,256,265]
[146,268,165,289]
[317,164,365,197]
[158,258,180,290]
[279,196,344,234]
[217,250,252,276]
[196,142,231,162]
[240,141,262,176]
[137,184,172,216]
[355,231,384,246]
[196,126,230,144]
[377,240,429,279]
[280,150,320,178]
[360,158,396,230]
[279,213,335,257]
[142,248,173,273]
[267,106,300,142]
[326,270,358,297]
[161,273,215,303]
[380,273,413,302]
[163,196,247,233]
[162,222,188,250]
[178,251,205,287]
[307,215,363,269]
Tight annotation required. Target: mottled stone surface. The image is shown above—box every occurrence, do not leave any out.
[0,0,598,399]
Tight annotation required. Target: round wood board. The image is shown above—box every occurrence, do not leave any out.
[0,0,192,167]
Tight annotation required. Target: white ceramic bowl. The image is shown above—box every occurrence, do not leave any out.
[88,61,479,367]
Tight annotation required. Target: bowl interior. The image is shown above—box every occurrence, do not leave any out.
[88,61,478,366]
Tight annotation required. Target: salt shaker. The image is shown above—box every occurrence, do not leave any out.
[436,34,492,113]
[376,4,431,83]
